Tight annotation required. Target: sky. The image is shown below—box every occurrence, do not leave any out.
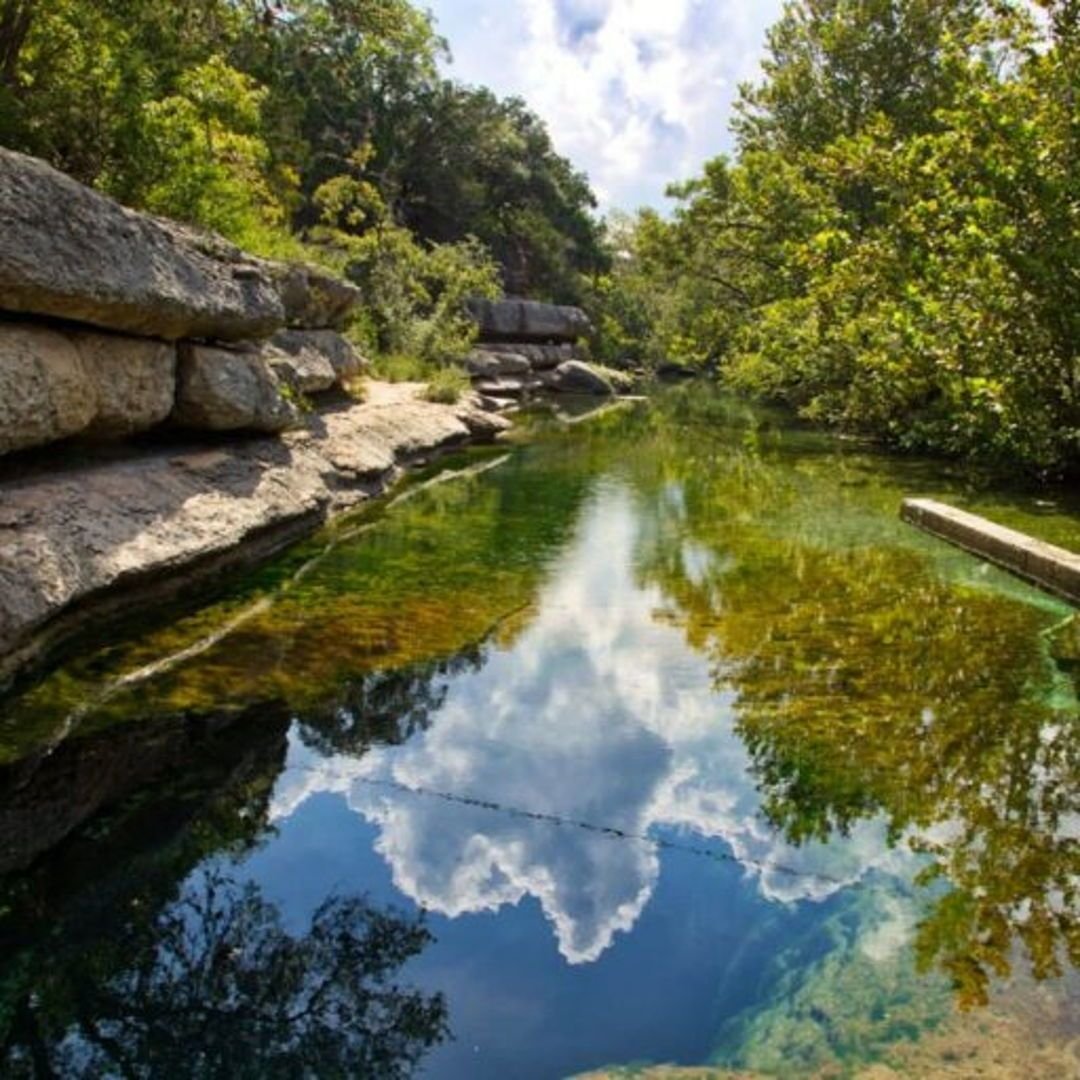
[424,0,786,212]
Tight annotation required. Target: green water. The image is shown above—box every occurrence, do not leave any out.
[0,387,1077,1077]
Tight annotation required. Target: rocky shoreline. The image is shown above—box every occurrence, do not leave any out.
[0,147,524,690]
[0,382,508,691]
[0,148,646,691]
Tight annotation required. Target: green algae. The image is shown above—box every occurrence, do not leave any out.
[711,886,953,1076]
[619,392,1079,1010]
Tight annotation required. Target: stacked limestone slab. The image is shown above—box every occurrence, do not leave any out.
[0,147,366,457]
[0,149,509,689]
[464,297,618,398]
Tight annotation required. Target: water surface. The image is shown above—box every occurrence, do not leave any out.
[1,389,1077,1077]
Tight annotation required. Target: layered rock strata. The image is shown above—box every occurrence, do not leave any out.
[465,299,622,399]
[0,146,368,454]
[0,150,508,688]
[465,298,591,344]
[0,384,507,688]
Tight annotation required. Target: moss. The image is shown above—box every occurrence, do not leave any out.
[712,889,952,1076]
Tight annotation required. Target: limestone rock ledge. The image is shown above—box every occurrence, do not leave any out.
[0,383,508,688]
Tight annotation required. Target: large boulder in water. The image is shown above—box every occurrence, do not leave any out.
[467,298,591,344]
[547,360,614,396]
[0,148,284,341]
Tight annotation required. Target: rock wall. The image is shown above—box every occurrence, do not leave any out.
[466,298,591,344]
[464,299,622,399]
[0,147,370,456]
[0,150,508,689]
[0,383,506,688]
[0,149,282,341]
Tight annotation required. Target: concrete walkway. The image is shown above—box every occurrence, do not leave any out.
[902,497,1080,605]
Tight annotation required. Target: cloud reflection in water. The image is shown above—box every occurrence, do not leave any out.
[271,484,914,964]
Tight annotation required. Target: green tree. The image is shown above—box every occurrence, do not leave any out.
[733,0,983,153]
[0,0,606,309]
[140,55,293,245]
[626,1,1079,473]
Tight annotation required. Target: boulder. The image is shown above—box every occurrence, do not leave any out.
[465,350,532,378]
[267,348,334,395]
[266,334,335,394]
[657,361,698,380]
[467,298,591,344]
[0,148,284,341]
[522,343,579,370]
[173,344,300,433]
[547,360,614,396]
[317,331,366,382]
[268,329,365,394]
[0,323,97,454]
[269,263,363,330]
[0,322,181,454]
[473,393,510,413]
[71,330,177,437]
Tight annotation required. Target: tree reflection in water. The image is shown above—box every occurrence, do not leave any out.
[3,869,447,1079]
[298,648,485,760]
[626,400,1080,1008]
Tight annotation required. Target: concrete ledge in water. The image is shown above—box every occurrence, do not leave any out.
[901,497,1080,605]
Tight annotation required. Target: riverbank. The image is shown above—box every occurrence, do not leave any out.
[0,381,509,691]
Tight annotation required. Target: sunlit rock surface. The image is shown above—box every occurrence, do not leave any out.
[0,383,508,686]
[0,148,284,341]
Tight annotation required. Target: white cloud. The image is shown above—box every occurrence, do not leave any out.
[424,0,785,211]
[271,484,918,965]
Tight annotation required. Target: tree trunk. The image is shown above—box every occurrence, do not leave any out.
[0,0,34,89]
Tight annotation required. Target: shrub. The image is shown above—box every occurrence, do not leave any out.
[421,367,469,405]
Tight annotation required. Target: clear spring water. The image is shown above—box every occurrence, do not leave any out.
[1,388,1076,1077]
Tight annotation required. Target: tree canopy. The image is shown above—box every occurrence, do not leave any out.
[0,0,607,367]
[3,1,1078,471]
[597,1,1080,474]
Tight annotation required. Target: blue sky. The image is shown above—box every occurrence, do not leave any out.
[424,0,785,212]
